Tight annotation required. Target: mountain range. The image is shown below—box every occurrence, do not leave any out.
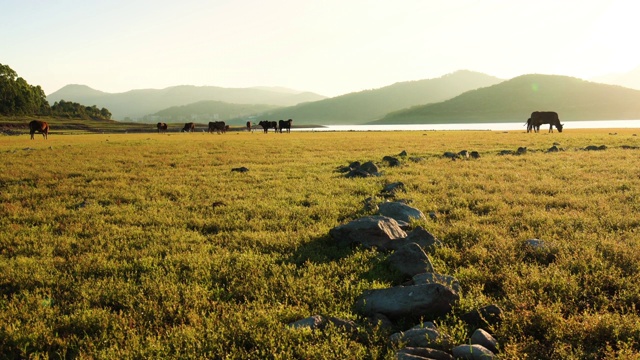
[374,74,640,124]
[47,85,325,121]
[47,69,640,125]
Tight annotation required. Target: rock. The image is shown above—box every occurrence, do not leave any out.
[498,150,513,155]
[398,150,408,157]
[397,347,454,360]
[382,182,405,195]
[360,161,380,174]
[383,156,401,167]
[388,243,435,277]
[443,152,458,159]
[461,305,503,327]
[412,273,461,294]
[470,328,499,354]
[516,147,527,154]
[346,168,373,178]
[451,344,496,359]
[329,216,407,250]
[345,161,381,178]
[231,166,249,172]
[585,145,607,151]
[404,226,441,251]
[396,353,430,360]
[378,202,426,223]
[365,312,394,330]
[470,151,481,159]
[547,145,559,152]
[390,327,450,348]
[287,314,357,333]
[355,283,459,322]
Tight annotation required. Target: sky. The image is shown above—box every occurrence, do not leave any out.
[2,0,639,97]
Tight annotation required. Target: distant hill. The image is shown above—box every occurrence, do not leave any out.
[373,74,640,124]
[47,85,326,121]
[243,70,503,125]
[591,66,640,91]
[150,100,279,123]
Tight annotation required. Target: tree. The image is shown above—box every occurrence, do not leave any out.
[0,63,51,116]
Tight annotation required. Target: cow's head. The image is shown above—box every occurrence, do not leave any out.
[557,124,564,133]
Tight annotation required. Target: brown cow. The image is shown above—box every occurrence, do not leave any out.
[246,121,252,132]
[157,122,168,133]
[208,121,226,134]
[182,122,195,132]
[29,120,49,140]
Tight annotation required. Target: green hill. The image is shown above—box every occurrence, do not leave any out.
[149,101,279,123]
[246,70,503,125]
[373,74,640,124]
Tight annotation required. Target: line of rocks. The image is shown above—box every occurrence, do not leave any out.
[290,157,503,358]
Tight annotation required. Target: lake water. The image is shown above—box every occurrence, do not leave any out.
[300,120,640,132]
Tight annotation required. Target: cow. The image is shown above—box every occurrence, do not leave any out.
[258,120,278,133]
[29,120,49,140]
[525,118,538,133]
[182,122,195,132]
[246,121,252,132]
[208,121,226,134]
[278,119,293,133]
[527,111,563,133]
[157,122,168,133]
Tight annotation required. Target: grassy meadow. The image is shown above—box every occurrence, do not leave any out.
[1,128,640,359]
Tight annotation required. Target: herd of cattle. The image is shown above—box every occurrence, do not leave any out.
[26,113,564,140]
[155,119,295,134]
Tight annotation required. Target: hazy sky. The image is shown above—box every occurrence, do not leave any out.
[2,0,639,97]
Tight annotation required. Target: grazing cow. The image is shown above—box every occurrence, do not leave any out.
[528,111,563,133]
[29,120,49,140]
[182,122,195,132]
[278,119,293,133]
[157,122,168,133]
[246,121,252,132]
[208,121,226,134]
[258,120,278,133]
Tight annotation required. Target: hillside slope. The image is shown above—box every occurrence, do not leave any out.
[150,101,279,122]
[47,85,326,121]
[374,74,640,124]
[251,70,503,125]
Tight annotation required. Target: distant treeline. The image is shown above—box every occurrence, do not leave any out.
[0,63,111,120]
[50,100,112,120]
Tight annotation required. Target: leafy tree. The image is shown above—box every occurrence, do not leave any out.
[0,63,51,116]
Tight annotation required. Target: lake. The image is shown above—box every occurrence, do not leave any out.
[300,120,640,132]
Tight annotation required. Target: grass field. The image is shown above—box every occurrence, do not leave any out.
[1,127,640,359]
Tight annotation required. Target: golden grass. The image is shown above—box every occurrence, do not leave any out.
[1,129,640,359]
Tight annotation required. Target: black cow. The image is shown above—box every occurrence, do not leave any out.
[258,120,278,133]
[157,122,168,133]
[29,120,49,140]
[182,122,195,132]
[208,121,226,134]
[246,121,252,132]
[278,119,293,133]
[528,111,563,133]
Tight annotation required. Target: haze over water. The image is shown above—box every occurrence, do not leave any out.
[308,120,640,132]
